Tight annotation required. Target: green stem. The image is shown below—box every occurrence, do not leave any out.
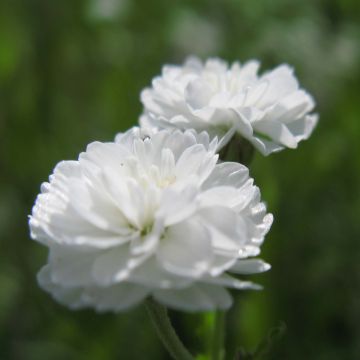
[145,297,194,360]
[211,310,226,360]
[219,134,255,166]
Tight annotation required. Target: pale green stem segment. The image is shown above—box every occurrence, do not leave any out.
[145,297,195,360]
[211,310,226,360]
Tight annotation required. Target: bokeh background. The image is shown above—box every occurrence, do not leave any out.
[1,0,359,359]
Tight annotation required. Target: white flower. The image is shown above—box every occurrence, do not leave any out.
[141,57,318,155]
[30,128,273,312]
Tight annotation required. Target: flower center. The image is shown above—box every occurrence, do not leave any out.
[157,175,176,188]
[140,223,153,237]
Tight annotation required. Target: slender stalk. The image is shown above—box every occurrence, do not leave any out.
[219,134,254,165]
[145,297,194,360]
[211,310,226,360]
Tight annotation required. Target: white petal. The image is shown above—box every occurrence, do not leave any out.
[286,114,318,141]
[162,129,198,160]
[205,57,228,72]
[157,219,213,277]
[175,144,213,181]
[249,136,285,156]
[37,265,86,309]
[102,171,142,228]
[85,283,149,312]
[92,244,148,285]
[198,186,240,209]
[31,187,133,248]
[254,119,298,148]
[257,64,298,108]
[243,80,269,107]
[209,254,237,276]
[129,257,193,289]
[216,126,236,151]
[202,162,249,190]
[268,90,315,124]
[153,284,232,311]
[198,185,255,210]
[185,79,214,110]
[48,246,97,287]
[202,273,262,290]
[233,110,255,139]
[209,91,232,107]
[184,56,203,70]
[157,186,198,226]
[232,60,260,84]
[229,259,271,274]
[80,142,131,173]
[197,206,247,253]
[68,178,130,234]
[130,218,163,255]
[160,148,176,180]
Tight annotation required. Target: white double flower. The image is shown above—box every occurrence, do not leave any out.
[30,128,272,312]
[141,57,318,155]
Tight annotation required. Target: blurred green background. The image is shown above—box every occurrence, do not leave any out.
[1,0,359,359]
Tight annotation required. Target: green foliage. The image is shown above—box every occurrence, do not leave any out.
[236,322,286,359]
[1,0,359,359]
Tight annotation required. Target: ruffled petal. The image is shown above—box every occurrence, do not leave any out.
[157,219,213,277]
[153,284,232,311]
[229,259,271,274]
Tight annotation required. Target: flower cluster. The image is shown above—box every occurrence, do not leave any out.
[30,56,317,312]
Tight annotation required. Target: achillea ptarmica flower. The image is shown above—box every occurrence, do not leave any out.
[30,128,273,312]
[141,57,318,155]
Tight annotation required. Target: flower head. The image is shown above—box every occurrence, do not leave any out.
[141,57,318,155]
[30,128,272,312]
